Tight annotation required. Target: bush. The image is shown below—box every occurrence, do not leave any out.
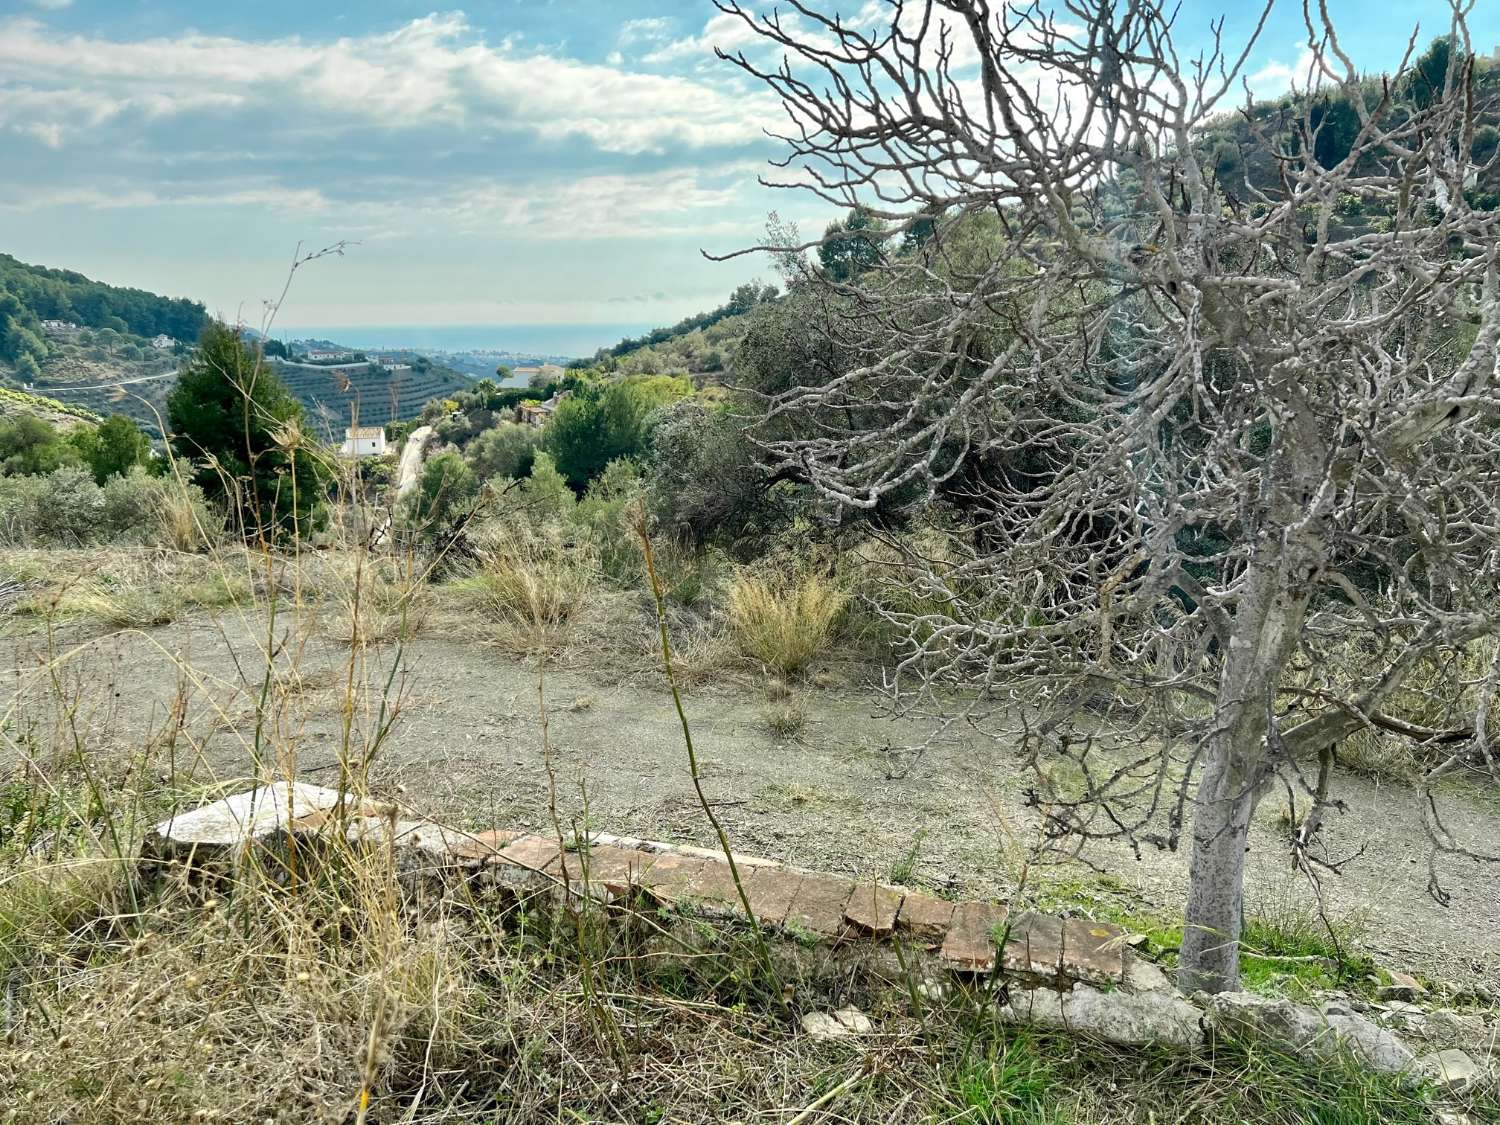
[544,375,689,489]
[518,451,575,524]
[457,525,594,631]
[0,467,218,548]
[646,399,787,551]
[726,569,847,675]
[399,451,480,552]
[572,458,644,585]
[0,415,79,476]
[466,422,540,482]
[30,466,105,546]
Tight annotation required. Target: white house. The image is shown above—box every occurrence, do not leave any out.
[340,426,388,457]
[150,334,175,350]
[40,319,79,334]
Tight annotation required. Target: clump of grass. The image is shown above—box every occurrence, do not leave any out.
[1238,894,1374,995]
[947,1030,1074,1124]
[764,697,807,741]
[455,528,594,633]
[726,569,847,676]
[934,1021,1477,1124]
[59,585,186,627]
[327,570,431,645]
[889,828,928,885]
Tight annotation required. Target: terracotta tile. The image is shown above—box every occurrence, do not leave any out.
[844,883,903,936]
[493,834,562,876]
[1003,911,1064,978]
[1060,917,1125,985]
[741,866,803,926]
[682,860,755,917]
[941,901,1008,972]
[897,891,956,943]
[637,852,709,906]
[783,873,855,940]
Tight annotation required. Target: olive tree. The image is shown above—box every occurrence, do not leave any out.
[716,0,1500,992]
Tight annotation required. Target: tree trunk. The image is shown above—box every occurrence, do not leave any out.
[1176,497,1321,992]
[1178,749,1258,994]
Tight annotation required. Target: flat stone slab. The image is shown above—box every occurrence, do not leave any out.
[1004,912,1064,978]
[1060,918,1126,985]
[782,872,855,940]
[682,860,754,918]
[942,901,1008,971]
[637,851,710,906]
[494,834,562,876]
[152,783,378,852]
[897,891,956,943]
[563,842,650,899]
[744,866,804,927]
[844,883,903,936]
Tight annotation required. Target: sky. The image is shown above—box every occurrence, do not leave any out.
[1,0,1497,352]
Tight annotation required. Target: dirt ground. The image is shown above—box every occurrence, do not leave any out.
[6,608,1498,993]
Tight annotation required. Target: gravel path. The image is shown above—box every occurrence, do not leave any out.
[7,612,1498,992]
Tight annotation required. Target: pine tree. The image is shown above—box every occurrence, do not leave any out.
[167,322,325,542]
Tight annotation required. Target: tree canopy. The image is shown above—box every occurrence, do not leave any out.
[167,322,325,542]
[720,0,1500,994]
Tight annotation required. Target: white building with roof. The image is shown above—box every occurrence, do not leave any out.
[340,425,388,457]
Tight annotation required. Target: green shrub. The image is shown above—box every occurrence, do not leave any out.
[399,451,480,551]
[518,451,576,524]
[0,467,218,548]
[465,421,540,482]
[544,375,689,489]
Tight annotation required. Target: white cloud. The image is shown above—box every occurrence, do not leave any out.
[0,182,330,212]
[642,12,775,64]
[1247,48,1320,100]
[0,12,772,155]
[435,168,750,240]
[619,17,673,43]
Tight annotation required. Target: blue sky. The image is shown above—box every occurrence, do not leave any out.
[1,0,1496,350]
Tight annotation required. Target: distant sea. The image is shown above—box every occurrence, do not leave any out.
[273,323,654,359]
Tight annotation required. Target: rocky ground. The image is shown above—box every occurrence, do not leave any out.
[6,607,1499,995]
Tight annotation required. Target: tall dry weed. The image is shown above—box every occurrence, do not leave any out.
[726,569,847,675]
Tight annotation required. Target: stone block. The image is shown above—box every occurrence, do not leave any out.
[744,866,804,926]
[637,852,710,907]
[1060,917,1126,985]
[782,872,856,940]
[1003,911,1064,978]
[941,901,1008,972]
[149,782,380,864]
[1005,984,1205,1049]
[682,860,755,918]
[844,883,903,936]
[562,843,649,900]
[494,834,562,877]
[896,891,955,943]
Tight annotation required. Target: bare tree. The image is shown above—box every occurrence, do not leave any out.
[716,0,1500,993]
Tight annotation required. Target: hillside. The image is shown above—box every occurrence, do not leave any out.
[0,253,204,374]
[0,384,101,429]
[590,282,777,377]
[267,355,472,441]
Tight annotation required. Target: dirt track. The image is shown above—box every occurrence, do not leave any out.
[7,610,1498,992]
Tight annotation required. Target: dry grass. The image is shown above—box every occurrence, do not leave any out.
[1284,637,1500,782]
[764,696,808,741]
[726,569,847,676]
[455,527,595,632]
[322,562,432,646]
[0,442,1489,1125]
[3,547,254,629]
